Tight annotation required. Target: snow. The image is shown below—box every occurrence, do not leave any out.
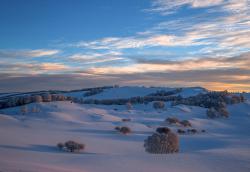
[0,88,249,172]
[85,86,167,99]
[176,87,207,98]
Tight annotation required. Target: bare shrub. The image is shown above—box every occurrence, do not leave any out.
[153,101,165,109]
[20,106,28,115]
[23,96,32,104]
[31,106,40,113]
[180,120,191,127]
[6,98,17,107]
[119,126,132,135]
[239,94,245,102]
[42,93,52,102]
[218,107,229,118]
[166,117,180,124]
[144,131,179,154]
[206,108,217,118]
[122,118,131,122]
[156,127,171,134]
[187,129,197,134]
[57,143,64,149]
[177,129,185,134]
[58,140,85,152]
[33,95,42,103]
[52,94,66,101]
[207,107,229,118]
[126,102,132,110]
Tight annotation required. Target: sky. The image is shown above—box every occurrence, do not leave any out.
[0,0,250,92]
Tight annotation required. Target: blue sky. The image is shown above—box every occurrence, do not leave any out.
[0,0,153,48]
[0,0,250,92]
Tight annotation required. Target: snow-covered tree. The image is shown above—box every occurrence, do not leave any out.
[32,95,43,103]
[20,105,28,115]
[126,102,132,110]
[144,132,179,154]
[42,93,52,102]
[153,101,165,109]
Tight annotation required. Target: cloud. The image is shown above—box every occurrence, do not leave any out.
[39,63,69,71]
[146,0,224,15]
[85,52,250,74]
[1,67,249,93]
[69,51,124,64]
[0,49,60,58]
[147,0,249,15]
[139,0,250,57]
[71,34,206,51]
[0,53,249,92]
[66,0,249,59]
[0,62,69,74]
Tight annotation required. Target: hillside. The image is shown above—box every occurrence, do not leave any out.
[0,86,249,172]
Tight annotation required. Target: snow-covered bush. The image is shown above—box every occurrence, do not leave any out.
[144,131,179,154]
[42,93,52,102]
[57,141,85,152]
[20,105,28,115]
[166,117,179,124]
[153,101,165,109]
[239,94,245,102]
[119,126,132,135]
[57,143,64,149]
[177,129,185,134]
[23,96,32,104]
[52,94,66,101]
[122,118,131,122]
[126,102,132,110]
[147,88,182,97]
[32,95,43,103]
[207,107,229,118]
[31,105,40,113]
[206,108,217,118]
[218,107,229,118]
[180,120,192,127]
[156,127,171,134]
[172,90,245,109]
[187,129,197,134]
[6,98,17,107]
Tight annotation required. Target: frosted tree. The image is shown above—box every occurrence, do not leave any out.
[33,95,43,103]
[144,131,179,154]
[42,93,52,102]
[126,102,133,110]
[20,105,28,115]
[31,105,40,113]
[153,101,165,109]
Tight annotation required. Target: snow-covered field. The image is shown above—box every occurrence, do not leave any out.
[0,87,249,172]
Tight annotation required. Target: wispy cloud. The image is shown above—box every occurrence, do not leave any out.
[0,49,60,58]
[1,67,249,93]
[146,0,248,15]
[65,0,249,59]
[70,34,208,51]
[0,62,69,74]
[85,52,250,74]
[69,51,124,64]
